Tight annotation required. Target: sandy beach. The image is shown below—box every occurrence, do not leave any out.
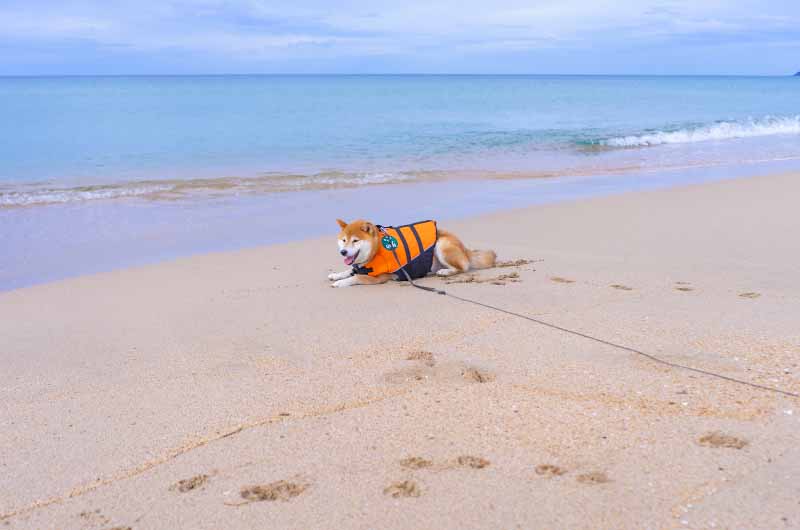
[2,171,799,529]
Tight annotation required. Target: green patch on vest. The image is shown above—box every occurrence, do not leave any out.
[381,235,399,250]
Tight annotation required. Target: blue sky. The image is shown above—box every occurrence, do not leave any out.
[1,0,798,75]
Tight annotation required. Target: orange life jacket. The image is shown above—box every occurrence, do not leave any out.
[353,220,438,280]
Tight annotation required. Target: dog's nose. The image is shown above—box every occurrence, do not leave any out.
[340,249,348,256]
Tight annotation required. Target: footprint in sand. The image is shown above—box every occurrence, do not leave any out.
[535,464,566,477]
[454,455,491,469]
[445,272,521,286]
[576,471,610,485]
[400,456,434,470]
[739,292,761,299]
[492,272,522,285]
[79,509,110,526]
[384,362,495,386]
[79,510,130,530]
[406,350,436,366]
[697,432,749,449]
[227,480,309,506]
[398,455,491,472]
[550,276,575,284]
[495,258,538,268]
[170,473,209,493]
[384,480,421,498]
[610,284,633,291]
[461,367,494,383]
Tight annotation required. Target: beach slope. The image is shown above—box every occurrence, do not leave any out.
[1,172,799,529]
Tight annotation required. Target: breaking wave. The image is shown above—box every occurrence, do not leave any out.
[0,171,417,208]
[0,184,175,207]
[603,116,800,148]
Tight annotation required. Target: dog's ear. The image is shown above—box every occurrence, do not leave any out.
[336,219,348,229]
[362,222,376,235]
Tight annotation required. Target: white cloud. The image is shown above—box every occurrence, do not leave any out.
[0,0,798,69]
[0,11,114,40]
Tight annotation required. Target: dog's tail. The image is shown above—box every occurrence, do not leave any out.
[467,249,497,270]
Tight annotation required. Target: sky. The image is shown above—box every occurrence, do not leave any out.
[0,0,798,75]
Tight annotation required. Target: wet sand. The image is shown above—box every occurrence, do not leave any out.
[7,158,800,292]
[1,172,799,529]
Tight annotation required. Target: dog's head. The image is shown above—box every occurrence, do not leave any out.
[335,219,379,267]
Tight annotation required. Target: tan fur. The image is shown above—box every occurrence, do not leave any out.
[336,218,381,263]
[468,248,497,269]
[329,219,496,287]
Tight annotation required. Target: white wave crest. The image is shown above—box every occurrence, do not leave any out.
[299,172,414,186]
[604,116,800,147]
[0,172,417,208]
[0,184,174,207]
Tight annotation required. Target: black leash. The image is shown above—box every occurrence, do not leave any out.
[398,268,799,399]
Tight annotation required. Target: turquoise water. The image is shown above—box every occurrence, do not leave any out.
[1,75,798,205]
[1,75,799,289]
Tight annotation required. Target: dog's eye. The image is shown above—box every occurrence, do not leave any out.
[352,238,359,243]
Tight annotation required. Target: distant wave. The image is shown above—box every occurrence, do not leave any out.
[0,184,175,207]
[602,116,800,148]
[0,172,416,208]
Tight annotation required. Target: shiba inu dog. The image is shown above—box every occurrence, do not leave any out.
[328,218,496,287]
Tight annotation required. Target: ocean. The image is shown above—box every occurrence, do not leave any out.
[1,75,799,289]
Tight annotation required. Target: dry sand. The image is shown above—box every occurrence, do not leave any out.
[1,172,799,529]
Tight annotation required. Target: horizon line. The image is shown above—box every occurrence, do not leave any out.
[0,72,796,78]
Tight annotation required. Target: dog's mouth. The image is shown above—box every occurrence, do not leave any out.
[343,249,360,266]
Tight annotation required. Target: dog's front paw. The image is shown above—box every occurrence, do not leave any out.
[332,277,356,288]
[328,271,352,281]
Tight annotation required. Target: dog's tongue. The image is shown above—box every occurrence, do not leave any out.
[344,255,355,266]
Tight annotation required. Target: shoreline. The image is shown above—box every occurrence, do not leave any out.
[4,158,800,292]
[2,171,799,529]
[4,153,800,211]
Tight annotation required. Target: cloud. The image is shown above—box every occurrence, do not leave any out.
[0,0,798,73]
[0,11,114,40]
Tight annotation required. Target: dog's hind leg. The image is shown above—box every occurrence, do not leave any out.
[434,237,470,277]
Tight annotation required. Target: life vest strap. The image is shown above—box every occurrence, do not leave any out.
[352,264,373,276]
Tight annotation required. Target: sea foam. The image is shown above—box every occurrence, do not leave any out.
[604,116,800,147]
[0,184,174,207]
[0,172,415,208]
